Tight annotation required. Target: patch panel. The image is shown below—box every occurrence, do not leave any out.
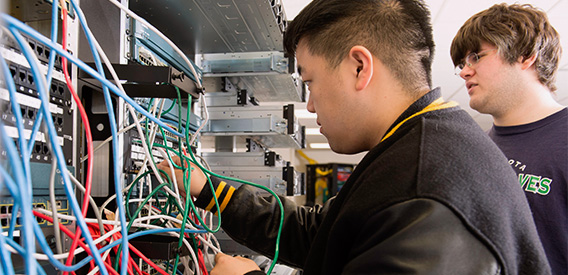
[31,141,51,163]
[22,34,63,71]
[5,60,71,106]
[1,61,74,164]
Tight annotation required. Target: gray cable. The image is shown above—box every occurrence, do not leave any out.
[66,171,105,236]
[49,156,64,261]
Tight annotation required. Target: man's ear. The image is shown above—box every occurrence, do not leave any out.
[348,46,373,91]
[520,54,537,70]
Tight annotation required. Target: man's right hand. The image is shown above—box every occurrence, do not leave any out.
[157,155,207,198]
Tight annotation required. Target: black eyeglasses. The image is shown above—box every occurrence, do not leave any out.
[454,49,497,75]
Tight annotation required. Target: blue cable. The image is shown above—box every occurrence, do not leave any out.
[0,15,186,138]
[0,172,16,275]
[1,14,194,274]
[167,262,185,275]
[0,121,36,274]
[1,164,76,273]
[0,53,27,240]
[0,166,21,274]
[63,1,127,272]
[3,1,60,244]
[7,28,108,274]
[0,45,32,242]
[0,226,15,275]
[5,224,204,272]
[26,0,60,160]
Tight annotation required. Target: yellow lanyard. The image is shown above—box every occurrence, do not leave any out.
[380,97,458,143]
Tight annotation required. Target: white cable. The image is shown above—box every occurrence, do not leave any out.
[49,152,64,259]
[22,209,220,275]
[80,116,146,163]
[137,99,166,222]
[190,96,209,145]
[98,101,161,216]
[66,170,105,234]
[157,147,184,210]
[87,235,114,275]
[35,208,222,253]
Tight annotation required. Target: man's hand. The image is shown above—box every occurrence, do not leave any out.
[157,156,207,197]
[211,253,261,275]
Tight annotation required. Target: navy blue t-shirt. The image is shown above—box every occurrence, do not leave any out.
[489,108,567,275]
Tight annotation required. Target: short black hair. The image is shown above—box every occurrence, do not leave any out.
[284,0,435,93]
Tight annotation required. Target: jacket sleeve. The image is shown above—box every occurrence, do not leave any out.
[194,176,332,268]
[341,198,502,274]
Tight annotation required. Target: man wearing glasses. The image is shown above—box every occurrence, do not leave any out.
[451,4,567,275]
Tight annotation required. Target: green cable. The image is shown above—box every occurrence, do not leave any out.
[160,98,177,116]
[115,181,171,270]
[124,170,153,221]
[184,150,285,274]
[124,169,177,220]
[124,86,283,274]
[180,90,284,274]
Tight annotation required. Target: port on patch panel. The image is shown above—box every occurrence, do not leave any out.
[27,40,36,54]
[34,142,42,154]
[18,70,26,85]
[27,108,36,120]
[42,143,50,155]
[27,72,34,87]
[9,65,18,85]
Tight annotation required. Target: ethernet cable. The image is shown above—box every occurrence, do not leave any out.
[2,5,212,274]
[0,130,40,275]
[4,212,205,272]
[64,1,127,273]
[1,16,187,139]
[0,225,15,274]
[4,22,108,274]
[59,0,98,246]
[0,50,28,240]
[0,59,37,275]
[33,208,217,264]
[48,157,64,258]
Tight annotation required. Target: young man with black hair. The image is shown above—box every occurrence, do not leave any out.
[160,0,550,274]
[451,4,566,274]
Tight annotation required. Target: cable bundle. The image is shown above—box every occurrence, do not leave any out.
[0,0,286,274]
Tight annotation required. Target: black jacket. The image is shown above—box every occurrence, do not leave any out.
[195,89,551,274]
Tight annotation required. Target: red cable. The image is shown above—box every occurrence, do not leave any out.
[197,249,209,275]
[32,211,119,275]
[127,244,170,275]
[93,223,170,275]
[129,256,143,275]
[58,4,97,274]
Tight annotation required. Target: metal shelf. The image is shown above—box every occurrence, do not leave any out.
[202,104,305,148]
[129,0,304,103]
[130,0,287,54]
